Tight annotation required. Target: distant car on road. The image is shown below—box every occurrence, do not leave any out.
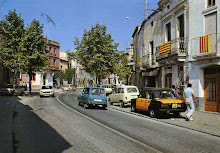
[100,84,113,96]
[61,84,74,91]
[131,87,187,118]
[0,84,25,96]
[78,87,107,109]
[108,85,139,107]
[40,85,54,97]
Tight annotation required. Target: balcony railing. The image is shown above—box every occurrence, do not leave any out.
[142,54,157,68]
[191,33,220,60]
[156,37,188,61]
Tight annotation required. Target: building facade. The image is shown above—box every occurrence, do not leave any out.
[131,0,219,112]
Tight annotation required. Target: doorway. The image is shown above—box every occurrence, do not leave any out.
[204,67,220,112]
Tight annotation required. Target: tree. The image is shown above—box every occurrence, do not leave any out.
[54,70,65,85]
[64,68,75,84]
[21,19,49,92]
[0,10,50,92]
[73,23,119,84]
[114,52,131,84]
[0,10,25,83]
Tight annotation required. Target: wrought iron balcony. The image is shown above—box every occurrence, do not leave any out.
[142,54,158,68]
[156,37,188,63]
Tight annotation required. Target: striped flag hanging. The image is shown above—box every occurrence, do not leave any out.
[159,41,171,55]
[199,35,209,53]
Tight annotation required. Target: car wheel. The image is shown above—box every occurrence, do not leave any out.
[78,101,81,106]
[120,101,125,108]
[173,112,180,117]
[84,103,89,109]
[149,109,157,118]
[131,105,136,112]
[108,98,112,106]
[102,105,107,110]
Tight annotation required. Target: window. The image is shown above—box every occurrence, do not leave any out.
[151,21,153,27]
[149,41,154,54]
[207,0,215,8]
[167,5,170,10]
[166,22,171,42]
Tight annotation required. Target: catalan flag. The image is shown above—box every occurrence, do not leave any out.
[199,35,209,53]
[159,41,171,55]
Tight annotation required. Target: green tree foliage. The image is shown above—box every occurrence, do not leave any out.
[114,52,131,83]
[64,68,75,84]
[0,10,25,80]
[54,68,75,85]
[54,70,65,85]
[0,10,49,92]
[21,19,49,92]
[73,23,119,84]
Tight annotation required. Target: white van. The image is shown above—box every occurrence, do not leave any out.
[108,85,139,107]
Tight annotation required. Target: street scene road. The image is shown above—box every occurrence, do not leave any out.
[11,90,220,153]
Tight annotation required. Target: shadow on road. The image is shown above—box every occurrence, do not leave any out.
[13,102,72,153]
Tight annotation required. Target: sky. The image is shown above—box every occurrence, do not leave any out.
[0,0,159,52]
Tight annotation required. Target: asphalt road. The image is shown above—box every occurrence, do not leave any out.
[13,90,220,153]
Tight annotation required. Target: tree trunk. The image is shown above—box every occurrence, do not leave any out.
[28,71,32,93]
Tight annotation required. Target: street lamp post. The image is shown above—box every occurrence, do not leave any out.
[125,17,142,22]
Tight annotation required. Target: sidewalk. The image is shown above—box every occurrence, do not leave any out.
[0,93,220,153]
[108,105,220,137]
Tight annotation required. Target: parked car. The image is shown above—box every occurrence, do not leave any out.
[40,85,54,97]
[100,84,113,96]
[78,87,107,109]
[108,85,139,107]
[61,84,74,91]
[0,84,25,96]
[131,87,186,118]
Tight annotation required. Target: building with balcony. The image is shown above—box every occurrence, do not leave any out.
[187,0,220,112]
[130,0,220,112]
[20,39,61,90]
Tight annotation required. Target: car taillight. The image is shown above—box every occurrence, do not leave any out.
[105,100,107,102]
[89,98,91,102]
[161,104,168,108]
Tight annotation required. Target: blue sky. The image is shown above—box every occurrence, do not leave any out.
[0,0,159,52]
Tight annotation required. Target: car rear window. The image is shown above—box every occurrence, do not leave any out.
[127,88,137,93]
[153,90,176,99]
[42,86,52,89]
[91,88,105,95]
[6,85,13,88]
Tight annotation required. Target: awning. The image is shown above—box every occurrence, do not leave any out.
[142,69,159,76]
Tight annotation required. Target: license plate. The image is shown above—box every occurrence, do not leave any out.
[172,104,178,108]
[94,99,102,102]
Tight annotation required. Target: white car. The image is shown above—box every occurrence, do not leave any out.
[40,86,54,97]
[0,84,25,96]
[100,84,113,96]
[108,85,139,107]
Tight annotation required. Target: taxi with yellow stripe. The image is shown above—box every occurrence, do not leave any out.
[131,88,186,118]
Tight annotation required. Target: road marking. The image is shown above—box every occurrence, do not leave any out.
[57,95,162,153]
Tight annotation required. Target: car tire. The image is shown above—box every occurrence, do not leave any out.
[102,105,107,110]
[120,101,125,108]
[149,108,157,118]
[84,103,89,109]
[173,112,180,117]
[108,98,113,105]
[131,105,136,112]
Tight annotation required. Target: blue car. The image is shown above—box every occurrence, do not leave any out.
[78,87,107,109]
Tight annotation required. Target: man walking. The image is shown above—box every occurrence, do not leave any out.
[183,83,197,121]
